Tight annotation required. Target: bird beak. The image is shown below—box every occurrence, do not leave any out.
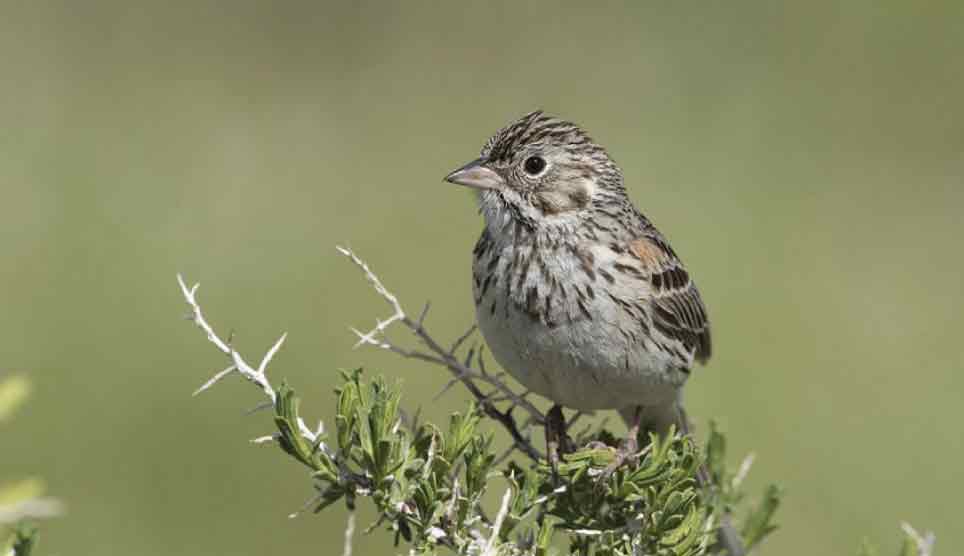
[444,158,504,191]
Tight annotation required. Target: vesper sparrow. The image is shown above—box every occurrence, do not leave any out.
[444,110,712,458]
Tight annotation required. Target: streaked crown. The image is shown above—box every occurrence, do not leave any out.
[445,111,626,223]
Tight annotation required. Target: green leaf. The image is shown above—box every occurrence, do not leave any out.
[312,487,346,514]
[273,382,330,472]
[704,421,727,484]
[741,484,782,551]
[9,523,38,556]
[897,534,918,556]
[249,369,797,556]
[0,375,30,423]
[535,518,555,556]
[334,369,362,452]
[441,405,481,466]
[857,538,880,556]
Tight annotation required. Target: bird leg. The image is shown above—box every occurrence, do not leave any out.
[599,405,643,481]
[545,404,574,476]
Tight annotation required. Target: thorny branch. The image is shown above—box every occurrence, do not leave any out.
[336,246,552,463]
[177,274,333,459]
[179,246,572,466]
[177,257,933,556]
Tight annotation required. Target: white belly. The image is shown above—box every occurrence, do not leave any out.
[475,282,682,412]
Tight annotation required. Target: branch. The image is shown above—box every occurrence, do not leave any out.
[901,522,936,556]
[336,246,545,462]
[0,498,64,524]
[342,512,356,556]
[482,488,513,556]
[178,261,786,556]
[177,274,331,458]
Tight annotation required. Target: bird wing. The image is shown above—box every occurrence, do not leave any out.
[628,233,712,363]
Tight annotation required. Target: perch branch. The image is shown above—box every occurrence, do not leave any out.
[177,274,331,458]
[336,246,546,462]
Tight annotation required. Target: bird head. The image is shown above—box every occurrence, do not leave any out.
[445,110,625,229]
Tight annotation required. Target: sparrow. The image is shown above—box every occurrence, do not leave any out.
[444,110,711,456]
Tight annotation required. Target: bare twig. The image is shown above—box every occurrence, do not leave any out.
[0,498,64,524]
[901,522,936,556]
[342,512,356,556]
[482,488,513,556]
[177,274,331,459]
[449,324,478,355]
[731,453,756,491]
[336,246,546,462]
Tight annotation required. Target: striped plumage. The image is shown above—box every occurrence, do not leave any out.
[446,110,711,434]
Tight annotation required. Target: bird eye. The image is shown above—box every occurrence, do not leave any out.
[523,156,547,175]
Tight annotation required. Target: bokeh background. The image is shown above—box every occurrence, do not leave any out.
[2,2,962,555]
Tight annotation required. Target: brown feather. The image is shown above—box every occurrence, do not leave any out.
[629,236,712,363]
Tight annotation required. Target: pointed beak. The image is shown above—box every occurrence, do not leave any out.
[444,158,505,191]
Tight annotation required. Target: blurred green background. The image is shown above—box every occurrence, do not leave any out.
[2,2,962,554]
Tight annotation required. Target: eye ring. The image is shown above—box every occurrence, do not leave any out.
[523,155,547,176]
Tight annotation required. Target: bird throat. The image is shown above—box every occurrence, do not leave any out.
[473,206,585,330]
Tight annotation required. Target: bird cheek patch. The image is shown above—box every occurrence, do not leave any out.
[535,183,590,215]
[570,177,595,208]
[543,177,594,214]
[533,175,596,216]
[533,190,569,215]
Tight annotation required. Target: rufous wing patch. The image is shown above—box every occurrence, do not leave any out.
[627,234,712,363]
[628,237,672,270]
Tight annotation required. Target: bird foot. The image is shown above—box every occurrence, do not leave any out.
[597,422,641,483]
[598,443,638,483]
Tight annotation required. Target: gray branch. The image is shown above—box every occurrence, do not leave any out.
[336,246,547,462]
[177,274,331,459]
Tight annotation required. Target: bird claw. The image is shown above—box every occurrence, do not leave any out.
[584,440,609,451]
[596,432,640,484]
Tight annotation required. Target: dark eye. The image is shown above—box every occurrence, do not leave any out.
[523,156,547,175]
